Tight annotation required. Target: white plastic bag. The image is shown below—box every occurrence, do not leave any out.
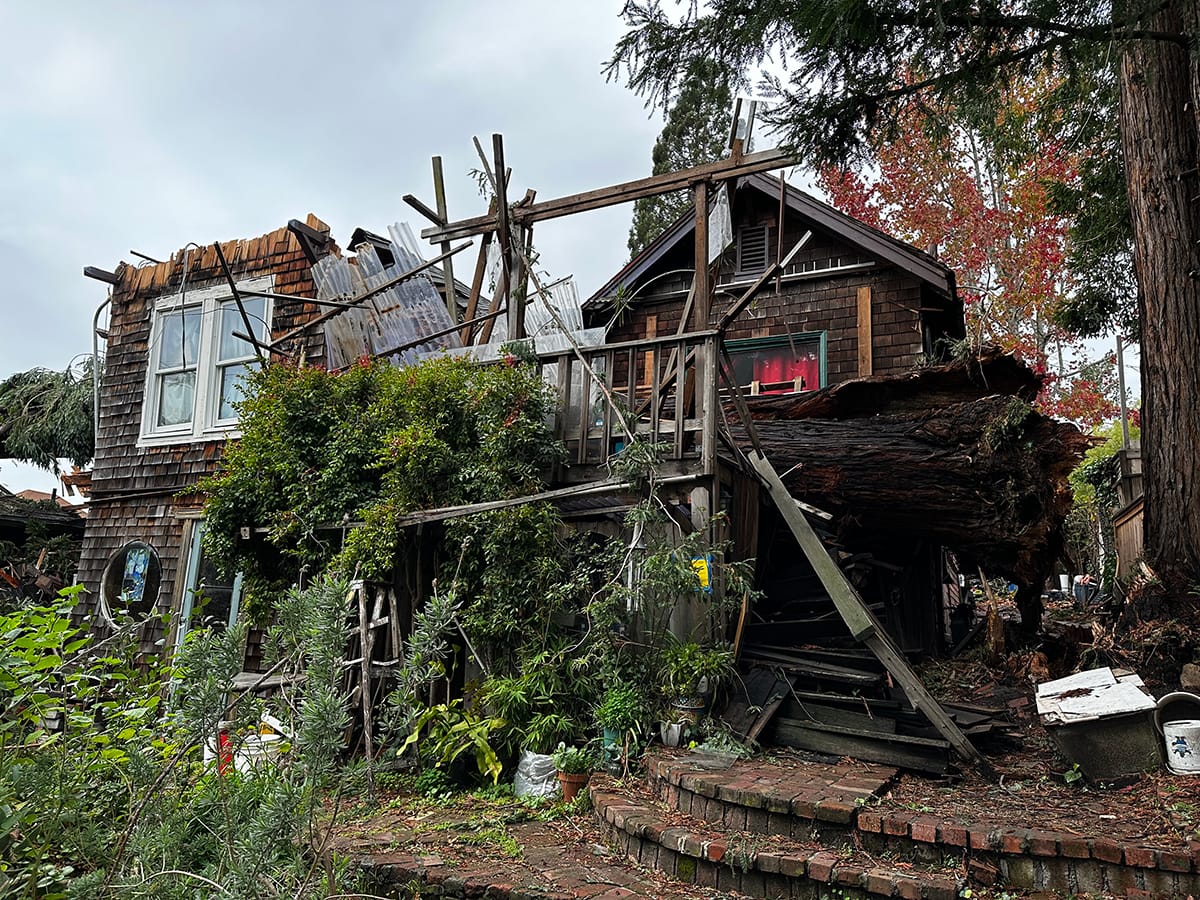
[513,749,558,798]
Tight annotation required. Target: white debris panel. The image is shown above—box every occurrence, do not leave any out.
[1035,666,1156,725]
[313,222,461,370]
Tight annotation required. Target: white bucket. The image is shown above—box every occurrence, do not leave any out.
[1162,719,1200,774]
[233,733,284,774]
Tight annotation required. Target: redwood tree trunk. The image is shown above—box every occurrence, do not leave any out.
[1120,3,1200,592]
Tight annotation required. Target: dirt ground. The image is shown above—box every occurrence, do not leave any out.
[892,608,1200,852]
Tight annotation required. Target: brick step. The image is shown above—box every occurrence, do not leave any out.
[592,777,963,899]
[645,751,1200,897]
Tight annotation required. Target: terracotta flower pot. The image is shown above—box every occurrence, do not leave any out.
[557,770,590,802]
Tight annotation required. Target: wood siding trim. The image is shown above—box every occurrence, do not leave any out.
[857,286,873,377]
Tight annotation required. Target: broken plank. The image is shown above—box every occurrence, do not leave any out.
[773,717,951,775]
[368,474,703,530]
[422,147,795,242]
[739,648,883,687]
[746,692,789,744]
[750,645,883,671]
[783,697,898,734]
[720,667,791,738]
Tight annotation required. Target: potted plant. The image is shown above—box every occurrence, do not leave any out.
[662,639,735,722]
[595,684,645,772]
[551,742,596,802]
[659,705,690,747]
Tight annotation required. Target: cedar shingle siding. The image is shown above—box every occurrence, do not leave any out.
[76,217,333,654]
[597,181,961,386]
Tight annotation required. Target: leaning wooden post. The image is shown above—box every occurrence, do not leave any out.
[493,134,525,340]
[432,156,457,325]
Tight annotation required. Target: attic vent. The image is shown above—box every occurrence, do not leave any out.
[737,224,770,274]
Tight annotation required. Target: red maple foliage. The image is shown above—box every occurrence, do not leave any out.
[818,77,1118,429]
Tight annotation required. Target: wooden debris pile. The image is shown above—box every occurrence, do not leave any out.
[722,659,1017,775]
[0,552,65,602]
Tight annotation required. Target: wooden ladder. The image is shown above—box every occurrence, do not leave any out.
[343,580,403,797]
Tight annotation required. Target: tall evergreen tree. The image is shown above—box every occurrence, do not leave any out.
[626,58,733,257]
[608,0,1200,600]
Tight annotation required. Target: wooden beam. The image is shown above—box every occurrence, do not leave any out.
[421,147,796,243]
[748,450,996,779]
[718,344,765,457]
[493,134,522,340]
[857,286,873,376]
[378,474,702,529]
[773,717,951,775]
[693,180,710,330]
[642,314,657,385]
[402,194,445,226]
[212,242,266,363]
[432,156,457,324]
[230,287,360,310]
[354,582,377,800]
[460,230,493,344]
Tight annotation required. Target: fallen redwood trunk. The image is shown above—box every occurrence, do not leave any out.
[730,354,1088,632]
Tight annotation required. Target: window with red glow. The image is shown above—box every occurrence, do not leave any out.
[728,335,823,395]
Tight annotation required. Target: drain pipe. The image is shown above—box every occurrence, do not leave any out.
[83,265,123,439]
[92,291,112,437]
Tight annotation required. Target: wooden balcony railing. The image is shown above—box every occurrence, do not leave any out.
[535,330,718,474]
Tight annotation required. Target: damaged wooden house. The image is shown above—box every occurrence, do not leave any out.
[77,135,1085,774]
[75,215,477,669]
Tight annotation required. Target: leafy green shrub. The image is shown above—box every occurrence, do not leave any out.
[0,587,168,897]
[402,699,504,785]
[199,354,561,609]
[0,578,364,899]
[594,684,645,732]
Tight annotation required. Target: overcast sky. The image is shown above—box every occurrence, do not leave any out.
[0,1,668,493]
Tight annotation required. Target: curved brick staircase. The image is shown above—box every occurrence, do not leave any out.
[591,751,1200,898]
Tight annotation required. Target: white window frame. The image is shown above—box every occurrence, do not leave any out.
[139,275,273,446]
[172,518,244,656]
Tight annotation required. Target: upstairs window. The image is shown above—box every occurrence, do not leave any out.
[140,276,272,445]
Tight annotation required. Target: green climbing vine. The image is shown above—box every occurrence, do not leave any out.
[198,352,561,604]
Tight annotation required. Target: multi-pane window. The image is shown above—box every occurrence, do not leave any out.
[140,276,272,444]
[216,297,268,421]
[155,307,202,427]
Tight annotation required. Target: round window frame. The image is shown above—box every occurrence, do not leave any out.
[99,540,162,623]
